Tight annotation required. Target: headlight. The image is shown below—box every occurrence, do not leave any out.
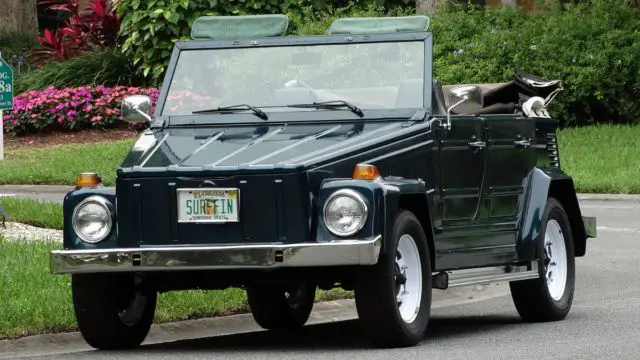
[323,189,368,237]
[72,196,113,244]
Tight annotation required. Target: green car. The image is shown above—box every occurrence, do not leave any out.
[49,14,597,350]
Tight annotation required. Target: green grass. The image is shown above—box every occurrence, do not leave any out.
[0,236,352,339]
[557,124,640,194]
[0,197,63,229]
[0,139,134,186]
[1,124,639,193]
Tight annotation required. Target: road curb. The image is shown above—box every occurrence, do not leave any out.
[577,193,640,202]
[0,185,74,193]
[0,283,508,358]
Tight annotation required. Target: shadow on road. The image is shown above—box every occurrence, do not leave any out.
[114,314,524,354]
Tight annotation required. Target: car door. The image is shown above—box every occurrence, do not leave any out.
[484,115,537,256]
[435,116,489,269]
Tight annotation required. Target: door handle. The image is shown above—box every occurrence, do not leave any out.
[468,140,486,150]
[513,139,531,148]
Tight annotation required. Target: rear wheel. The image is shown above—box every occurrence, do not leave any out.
[510,197,576,322]
[72,273,157,350]
[354,210,432,348]
[246,283,316,330]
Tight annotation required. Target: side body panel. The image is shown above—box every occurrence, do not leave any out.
[431,114,538,270]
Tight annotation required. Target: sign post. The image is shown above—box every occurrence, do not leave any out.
[0,51,14,160]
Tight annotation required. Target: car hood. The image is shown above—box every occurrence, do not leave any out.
[120,120,413,172]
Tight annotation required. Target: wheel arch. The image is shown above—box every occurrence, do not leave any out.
[397,192,436,271]
[516,168,587,262]
[548,177,587,257]
[315,178,437,269]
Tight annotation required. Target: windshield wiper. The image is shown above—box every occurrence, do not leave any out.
[286,100,364,117]
[192,104,268,120]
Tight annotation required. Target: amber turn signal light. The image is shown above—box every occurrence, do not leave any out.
[75,172,102,188]
[352,163,380,180]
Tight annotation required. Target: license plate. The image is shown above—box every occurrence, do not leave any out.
[176,188,240,223]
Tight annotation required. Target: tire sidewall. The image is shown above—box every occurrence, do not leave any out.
[537,197,576,312]
[385,210,432,338]
[72,273,157,349]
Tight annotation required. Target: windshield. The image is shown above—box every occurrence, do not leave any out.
[161,40,425,116]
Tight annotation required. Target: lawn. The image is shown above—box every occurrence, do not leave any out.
[0,236,351,339]
[0,124,638,193]
[557,124,640,194]
[0,139,134,186]
[0,197,63,229]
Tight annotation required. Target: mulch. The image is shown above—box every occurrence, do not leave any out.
[3,127,140,150]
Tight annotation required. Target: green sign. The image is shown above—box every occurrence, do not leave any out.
[0,56,14,110]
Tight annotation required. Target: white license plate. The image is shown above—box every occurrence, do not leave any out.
[176,188,240,223]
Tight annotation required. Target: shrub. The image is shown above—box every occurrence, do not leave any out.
[429,0,640,126]
[30,0,122,66]
[2,85,159,135]
[0,31,38,73]
[112,0,412,83]
[14,48,148,94]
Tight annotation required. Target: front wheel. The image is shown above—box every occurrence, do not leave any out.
[354,210,432,348]
[510,197,576,322]
[72,273,157,350]
[246,283,316,330]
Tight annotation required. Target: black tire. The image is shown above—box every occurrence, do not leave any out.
[354,210,432,348]
[72,273,157,350]
[246,283,316,330]
[509,197,576,322]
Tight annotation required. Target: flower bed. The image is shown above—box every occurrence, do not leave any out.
[2,85,160,135]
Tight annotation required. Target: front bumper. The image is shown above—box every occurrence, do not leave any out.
[50,235,382,275]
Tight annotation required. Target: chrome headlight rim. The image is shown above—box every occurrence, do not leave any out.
[71,195,114,244]
[322,188,368,237]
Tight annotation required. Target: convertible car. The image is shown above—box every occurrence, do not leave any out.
[49,14,597,350]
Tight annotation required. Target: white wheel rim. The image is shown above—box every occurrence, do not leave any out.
[544,219,568,301]
[395,234,422,323]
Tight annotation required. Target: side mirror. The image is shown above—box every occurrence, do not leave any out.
[121,95,152,123]
[444,85,483,130]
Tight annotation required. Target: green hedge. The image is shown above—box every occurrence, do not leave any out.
[112,0,412,82]
[112,0,638,127]
[430,0,640,127]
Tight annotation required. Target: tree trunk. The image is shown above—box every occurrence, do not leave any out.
[0,0,39,37]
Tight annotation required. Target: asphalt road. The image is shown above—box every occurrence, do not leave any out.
[8,197,639,360]
[0,185,72,204]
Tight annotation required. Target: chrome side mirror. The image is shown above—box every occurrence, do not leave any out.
[121,95,152,123]
[444,85,484,130]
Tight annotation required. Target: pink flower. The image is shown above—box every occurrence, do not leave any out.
[3,85,160,135]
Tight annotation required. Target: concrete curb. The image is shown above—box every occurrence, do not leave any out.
[0,185,74,193]
[577,193,640,202]
[0,283,508,359]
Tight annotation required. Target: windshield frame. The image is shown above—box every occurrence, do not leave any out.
[154,31,433,126]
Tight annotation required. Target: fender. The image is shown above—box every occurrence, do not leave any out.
[62,186,118,250]
[516,167,589,262]
[316,178,436,267]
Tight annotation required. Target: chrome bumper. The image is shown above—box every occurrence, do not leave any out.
[583,216,597,238]
[50,235,382,275]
